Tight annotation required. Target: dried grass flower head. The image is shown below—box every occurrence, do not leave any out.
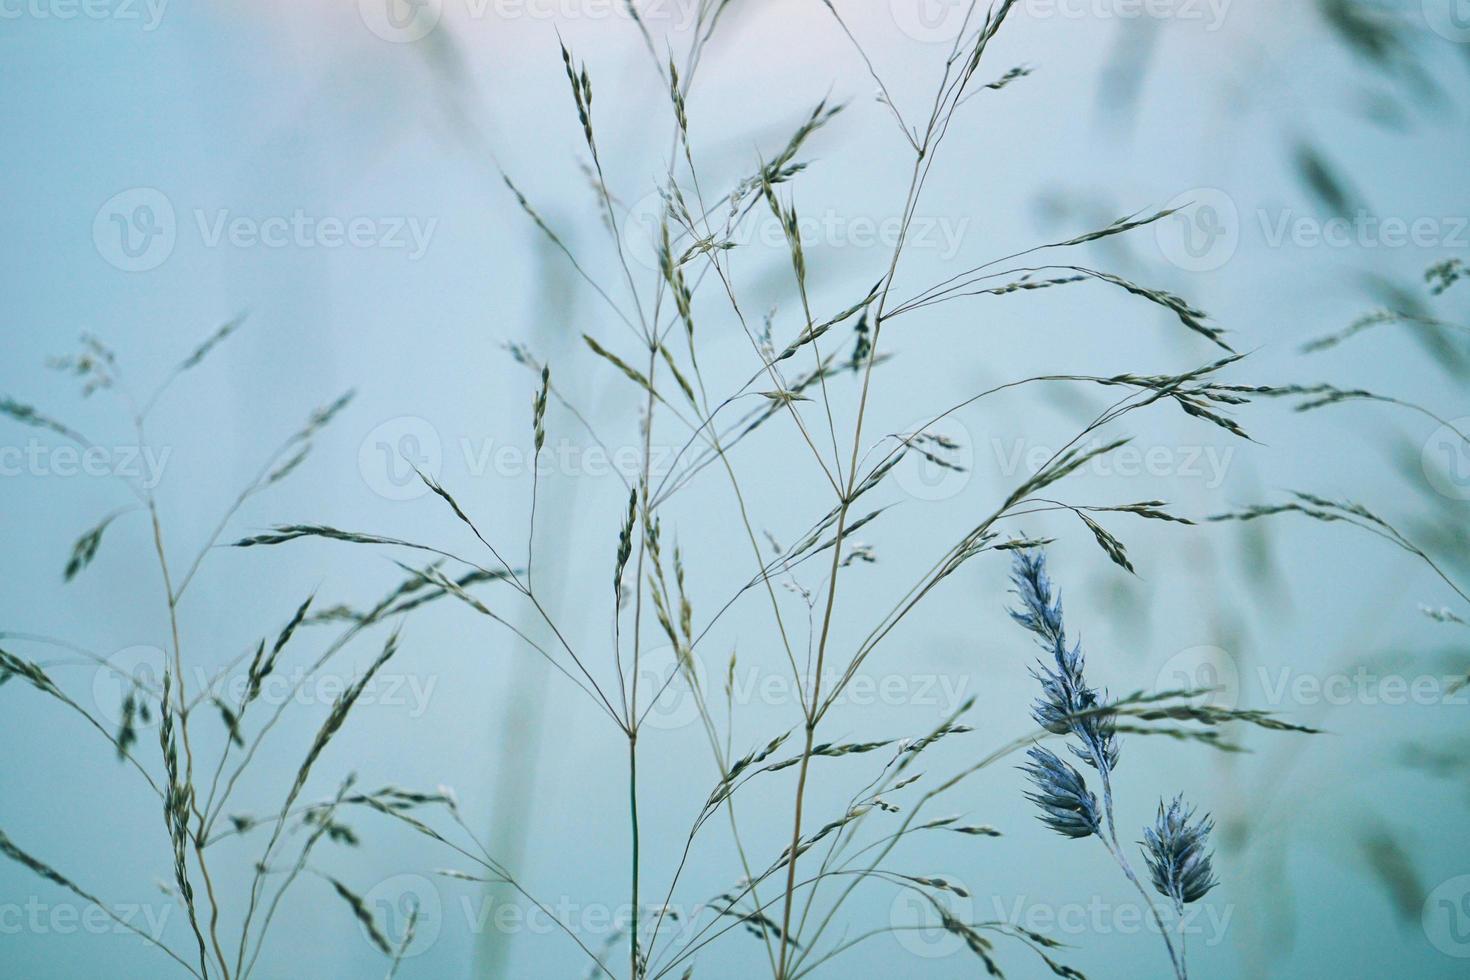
[1009,549,1119,770]
[1142,795,1219,911]
[1020,746,1101,839]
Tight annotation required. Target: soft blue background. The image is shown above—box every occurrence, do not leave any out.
[3,1,1469,977]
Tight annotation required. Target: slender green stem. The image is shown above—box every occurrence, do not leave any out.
[629,735,641,979]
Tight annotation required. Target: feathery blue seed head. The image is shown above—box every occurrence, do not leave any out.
[1008,548,1064,646]
[1020,746,1101,839]
[1141,795,1219,910]
[1009,550,1121,771]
